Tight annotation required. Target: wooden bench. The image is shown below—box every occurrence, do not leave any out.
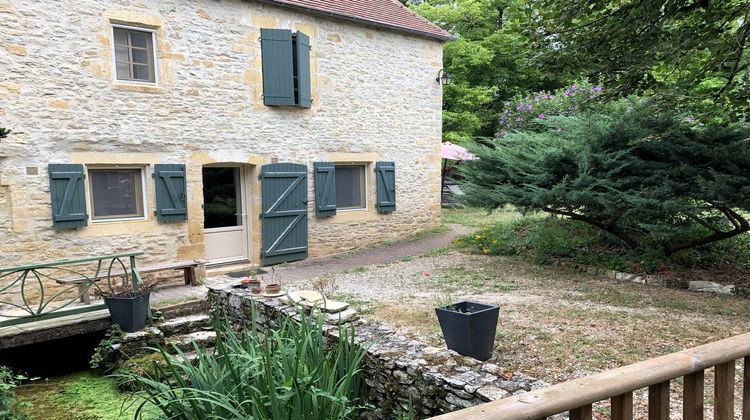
[57,259,206,303]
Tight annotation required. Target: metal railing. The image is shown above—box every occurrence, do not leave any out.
[433,332,750,420]
[0,252,143,327]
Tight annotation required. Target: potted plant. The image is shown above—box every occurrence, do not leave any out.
[262,267,282,295]
[238,268,261,289]
[97,282,155,333]
[435,301,499,361]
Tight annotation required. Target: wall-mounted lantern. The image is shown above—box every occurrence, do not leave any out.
[436,69,452,86]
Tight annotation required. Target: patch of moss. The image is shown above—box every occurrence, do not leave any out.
[16,372,157,420]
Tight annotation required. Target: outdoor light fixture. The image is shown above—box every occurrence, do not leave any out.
[436,69,452,85]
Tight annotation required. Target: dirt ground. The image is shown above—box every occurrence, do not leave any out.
[297,248,750,419]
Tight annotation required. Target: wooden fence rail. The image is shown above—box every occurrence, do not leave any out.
[432,332,750,420]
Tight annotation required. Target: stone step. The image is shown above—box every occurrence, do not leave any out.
[156,313,212,336]
[153,298,209,320]
[166,330,217,352]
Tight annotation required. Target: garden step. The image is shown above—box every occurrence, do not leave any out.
[166,330,217,352]
[154,298,209,320]
[157,313,212,336]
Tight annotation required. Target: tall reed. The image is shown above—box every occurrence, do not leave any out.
[120,305,371,419]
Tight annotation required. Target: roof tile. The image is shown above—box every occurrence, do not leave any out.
[261,0,452,41]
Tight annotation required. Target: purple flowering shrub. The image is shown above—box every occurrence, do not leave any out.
[496,81,604,137]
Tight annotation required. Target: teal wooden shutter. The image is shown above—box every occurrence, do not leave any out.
[261,28,295,106]
[296,31,312,108]
[375,161,396,213]
[261,163,308,265]
[48,164,88,229]
[154,164,187,222]
[314,162,336,217]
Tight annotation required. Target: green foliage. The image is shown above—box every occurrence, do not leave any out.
[0,127,9,140]
[410,0,564,143]
[533,0,750,123]
[461,98,750,254]
[454,217,750,273]
[90,325,124,372]
[0,366,30,420]
[119,309,371,419]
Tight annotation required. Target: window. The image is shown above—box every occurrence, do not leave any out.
[260,29,312,108]
[335,165,367,210]
[113,26,156,83]
[89,168,145,220]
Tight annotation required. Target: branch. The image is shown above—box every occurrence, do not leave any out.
[666,207,750,255]
[542,207,639,249]
[716,6,750,97]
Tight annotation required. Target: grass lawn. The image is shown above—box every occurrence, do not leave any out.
[316,208,750,416]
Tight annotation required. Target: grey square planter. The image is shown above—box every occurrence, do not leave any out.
[435,301,499,361]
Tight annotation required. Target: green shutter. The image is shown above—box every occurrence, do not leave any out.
[261,163,309,265]
[314,162,336,217]
[375,161,396,213]
[296,31,312,108]
[261,28,295,106]
[48,164,88,229]
[154,164,187,222]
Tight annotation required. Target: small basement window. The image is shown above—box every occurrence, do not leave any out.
[335,165,367,211]
[113,26,156,83]
[89,168,146,221]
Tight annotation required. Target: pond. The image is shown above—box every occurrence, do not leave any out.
[15,371,156,420]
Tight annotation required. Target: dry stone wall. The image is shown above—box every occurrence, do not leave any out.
[208,284,547,419]
[0,0,443,268]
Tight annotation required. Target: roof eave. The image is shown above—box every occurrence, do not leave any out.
[253,0,453,42]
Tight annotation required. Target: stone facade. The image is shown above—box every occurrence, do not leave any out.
[0,0,444,269]
[207,284,546,418]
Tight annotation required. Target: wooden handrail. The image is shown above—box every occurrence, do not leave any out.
[433,332,750,420]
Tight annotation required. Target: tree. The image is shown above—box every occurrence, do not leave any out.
[534,0,750,123]
[409,0,564,143]
[460,98,750,254]
[0,126,9,140]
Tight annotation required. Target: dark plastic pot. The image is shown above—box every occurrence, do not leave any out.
[435,301,499,361]
[104,292,150,333]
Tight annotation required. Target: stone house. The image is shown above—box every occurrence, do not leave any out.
[0,0,450,270]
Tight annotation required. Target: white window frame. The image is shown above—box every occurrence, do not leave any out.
[111,24,159,85]
[88,165,149,223]
[334,163,369,212]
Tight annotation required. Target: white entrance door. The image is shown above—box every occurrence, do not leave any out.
[203,166,249,265]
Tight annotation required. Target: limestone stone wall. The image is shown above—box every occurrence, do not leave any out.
[0,0,443,268]
[207,285,546,418]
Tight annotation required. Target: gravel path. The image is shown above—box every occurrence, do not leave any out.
[273,224,471,283]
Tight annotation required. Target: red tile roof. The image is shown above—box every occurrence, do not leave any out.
[257,0,453,41]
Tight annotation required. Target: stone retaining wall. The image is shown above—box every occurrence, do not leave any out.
[207,284,547,419]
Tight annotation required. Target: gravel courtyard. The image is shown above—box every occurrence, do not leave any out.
[293,236,750,418]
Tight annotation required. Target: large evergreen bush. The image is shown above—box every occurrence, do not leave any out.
[461,98,750,255]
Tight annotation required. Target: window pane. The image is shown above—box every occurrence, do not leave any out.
[113,28,128,46]
[335,166,366,209]
[132,64,150,81]
[90,169,143,219]
[203,167,241,229]
[114,45,130,62]
[131,48,148,64]
[129,31,150,48]
[115,62,130,79]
